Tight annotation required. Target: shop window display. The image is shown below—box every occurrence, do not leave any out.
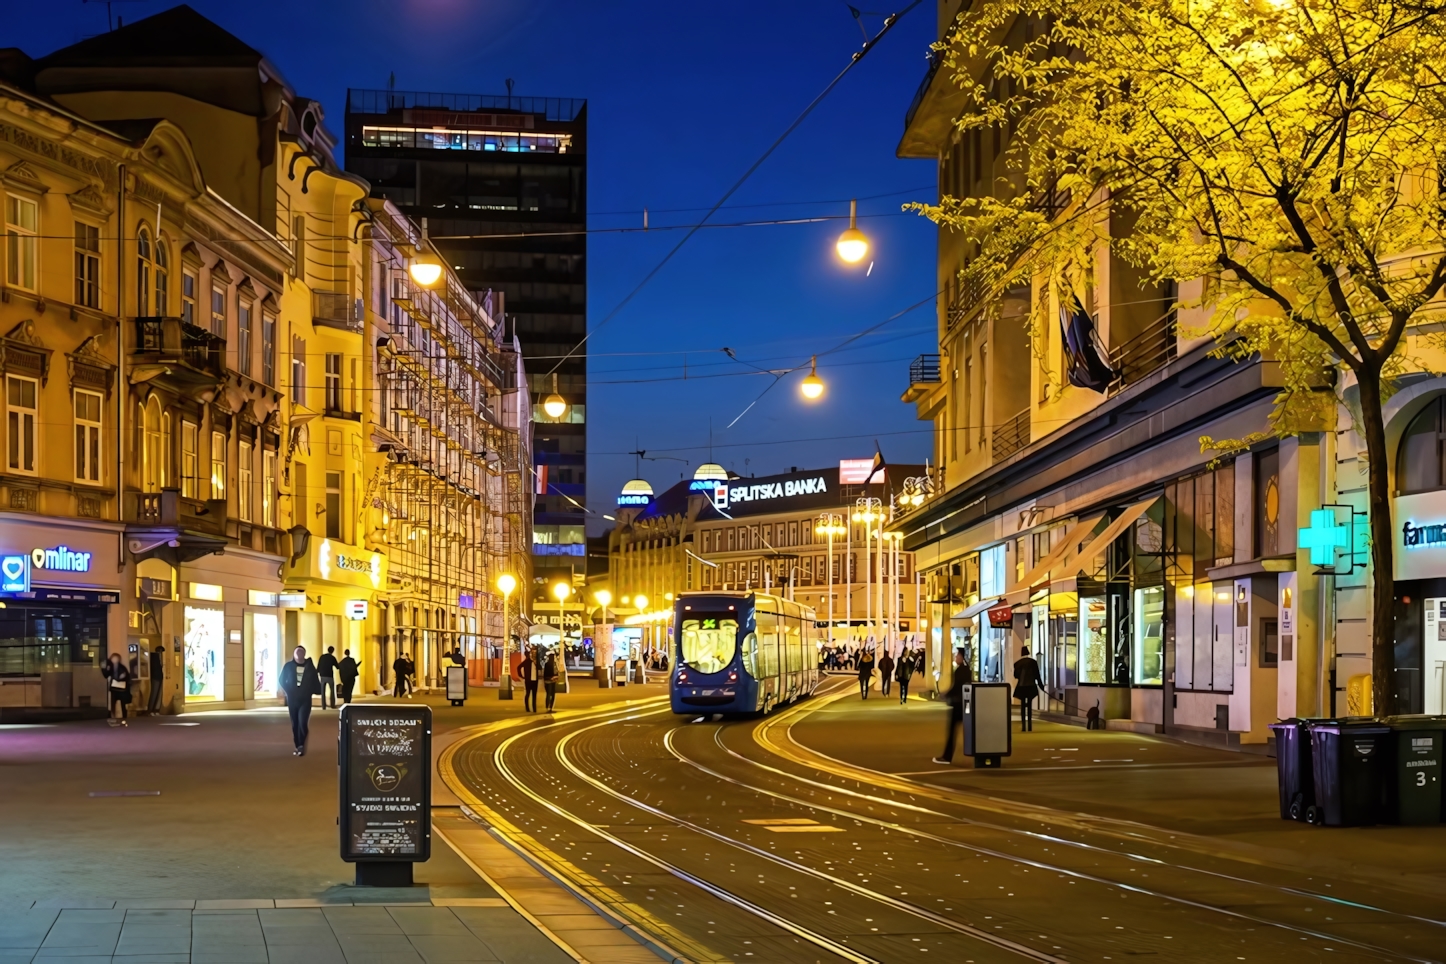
[1133,586,1165,685]
[184,606,225,700]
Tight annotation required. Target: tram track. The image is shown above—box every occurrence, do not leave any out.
[442,682,1439,962]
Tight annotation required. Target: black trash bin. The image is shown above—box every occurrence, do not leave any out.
[1383,717,1443,826]
[1268,719,1315,821]
[1308,721,1391,826]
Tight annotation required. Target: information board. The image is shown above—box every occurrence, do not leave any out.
[339,705,431,863]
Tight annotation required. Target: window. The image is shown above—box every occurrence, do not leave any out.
[155,237,169,314]
[325,470,341,539]
[291,339,306,405]
[6,196,37,290]
[74,390,102,483]
[325,352,342,411]
[238,440,253,522]
[180,420,199,499]
[238,301,253,376]
[6,376,36,474]
[210,430,226,500]
[262,449,276,527]
[75,222,100,308]
[181,269,197,325]
[1399,397,1446,495]
[211,285,226,337]
[680,617,738,674]
[142,397,163,491]
[136,226,152,315]
[261,313,277,385]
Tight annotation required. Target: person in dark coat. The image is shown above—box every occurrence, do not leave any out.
[317,646,339,709]
[1013,645,1043,732]
[933,648,972,764]
[520,645,540,712]
[895,649,915,704]
[878,650,895,697]
[147,644,165,715]
[102,653,132,727]
[856,648,875,699]
[338,649,359,704]
[279,646,322,755]
[392,652,411,698]
[542,649,559,712]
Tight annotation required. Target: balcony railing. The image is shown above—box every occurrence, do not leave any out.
[992,407,1030,462]
[909,354,941,386]
[1109,310,1177,394]
[134,317,224,375]
[313,291,361,332]
[347,89,586,123]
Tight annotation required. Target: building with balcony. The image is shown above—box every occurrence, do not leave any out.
[890,1,1446,741]
[343,88,587,619]
[0,7,533,714]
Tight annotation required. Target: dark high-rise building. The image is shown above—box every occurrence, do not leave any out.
[345,89,587,608]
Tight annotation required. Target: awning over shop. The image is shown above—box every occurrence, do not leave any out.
[951,596,1003,621]
[1069,496,1161,573]
[1004,512,1107,603]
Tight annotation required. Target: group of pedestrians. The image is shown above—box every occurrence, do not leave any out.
[391,652,418,698]
[517,644,561,712]
[848,646,926,704]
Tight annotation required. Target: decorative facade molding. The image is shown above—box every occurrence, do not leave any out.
[0,123,115,190]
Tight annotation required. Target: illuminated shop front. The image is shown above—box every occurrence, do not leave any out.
[0,516,122,712]
[283,535,387,694]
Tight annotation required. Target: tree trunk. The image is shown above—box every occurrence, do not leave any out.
[1357,367,1396,718]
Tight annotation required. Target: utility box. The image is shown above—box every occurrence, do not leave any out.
[964,682,1012,768]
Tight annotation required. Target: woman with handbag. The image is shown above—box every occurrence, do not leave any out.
[102,653,132,727]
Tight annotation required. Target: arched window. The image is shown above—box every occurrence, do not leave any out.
[142,396,163,492]
[1399,396,1446,494]
[155,236,169,315]
[136,226,152,316]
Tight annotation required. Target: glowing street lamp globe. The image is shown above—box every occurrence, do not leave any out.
[496,572,517,597]
[552,582,572,603]
[835,199,869,264]
[800,355,824,400]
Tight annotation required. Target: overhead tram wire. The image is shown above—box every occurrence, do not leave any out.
[541,0,928,381]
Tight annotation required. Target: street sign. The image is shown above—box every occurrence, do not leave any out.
[339,704,431,886]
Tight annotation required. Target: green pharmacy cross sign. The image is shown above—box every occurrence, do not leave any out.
[1298,505,1364,572]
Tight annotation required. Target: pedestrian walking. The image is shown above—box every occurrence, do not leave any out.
[1013,645,1042,732]
[933,648,972,764]
[317,646,339,709]
[392,652,411,698]
[520,645,540,712]
[449,647,466,667]
[542,648,559,712]
[102,653,132,727]
[895,649,915,704]
[338,649,359,704]
[146,644,165,715]
[878,650,895,698]
[279,646,321,756]
[857,648,875,699]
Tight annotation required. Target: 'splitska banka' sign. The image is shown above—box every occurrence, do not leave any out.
[339,705,432,863]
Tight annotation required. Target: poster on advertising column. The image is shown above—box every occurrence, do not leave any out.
[339,705,431,862]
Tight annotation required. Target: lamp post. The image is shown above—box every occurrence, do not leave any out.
[853,497,882,651]
[496,572,517,700]
[814,513,845,644]
[835,199,870,264]
[800,356,825,400]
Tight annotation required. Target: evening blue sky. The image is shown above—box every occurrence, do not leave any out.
[11,1,940,527]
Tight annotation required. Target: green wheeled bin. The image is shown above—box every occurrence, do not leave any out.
[1307,720,1390,826]
[1383,716,1443,826]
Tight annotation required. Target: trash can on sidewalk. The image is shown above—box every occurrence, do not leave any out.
[1383,716,1443,826]
[1268,719,1315,821]
[1308,721,1391,826]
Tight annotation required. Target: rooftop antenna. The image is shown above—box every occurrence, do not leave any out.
[388,71,396,91]
[505,78,515,109]
[83,0,144,32]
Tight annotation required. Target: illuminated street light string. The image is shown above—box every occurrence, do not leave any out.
[540,0,927,381]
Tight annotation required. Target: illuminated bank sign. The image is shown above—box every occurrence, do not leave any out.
[728,476,828,506]
[32,545,92,572]
[718,471,839,517]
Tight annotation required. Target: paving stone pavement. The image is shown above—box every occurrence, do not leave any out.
[0,900,574,964]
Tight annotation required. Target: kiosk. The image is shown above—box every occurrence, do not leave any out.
[339,705,431,886]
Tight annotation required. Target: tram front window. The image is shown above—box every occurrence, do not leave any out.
[680,617,738,674]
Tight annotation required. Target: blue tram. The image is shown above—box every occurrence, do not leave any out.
[669,591,821,715]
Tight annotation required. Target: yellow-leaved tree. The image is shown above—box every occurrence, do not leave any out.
[915,0,1446,714]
